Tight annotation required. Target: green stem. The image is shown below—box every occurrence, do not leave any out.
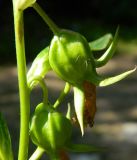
[29,147,45,160]
[53,83,71,108]
[28,76,48,104]
[32,2,60,35]
[13,4,30,160]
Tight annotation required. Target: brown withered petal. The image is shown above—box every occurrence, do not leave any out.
[83,81,96,127]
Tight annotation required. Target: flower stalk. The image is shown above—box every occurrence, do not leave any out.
[12,3,30,160]
[29,147,45,160]
[32,2,60,35]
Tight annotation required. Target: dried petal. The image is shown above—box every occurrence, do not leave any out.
[83,81,96,127]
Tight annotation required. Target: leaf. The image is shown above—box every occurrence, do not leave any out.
[66,143,104,153]
[89,34,113,51]
[0,113,13,160]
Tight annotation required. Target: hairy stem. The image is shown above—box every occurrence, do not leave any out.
[13,4,30,160]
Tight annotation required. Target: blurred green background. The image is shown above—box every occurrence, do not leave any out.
[0,0,137,64]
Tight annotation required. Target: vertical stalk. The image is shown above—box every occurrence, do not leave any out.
[13,5,30,160]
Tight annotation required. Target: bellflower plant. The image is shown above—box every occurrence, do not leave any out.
[0,0,136,160]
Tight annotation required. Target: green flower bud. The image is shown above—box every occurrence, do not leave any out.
[48,27,136,136]
[49,27,136,88]
[49,29,95,86]
[0,113,13,160]
[27,46,51,87]
[30,103,72,152]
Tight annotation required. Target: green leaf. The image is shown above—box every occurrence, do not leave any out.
[0,113,13,160]
[66,143,104,153]
[89,34,112,51]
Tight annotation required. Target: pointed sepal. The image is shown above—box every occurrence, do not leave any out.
[89,34,112,51]
[0,113,13,160]
[95,26,119,68]
[99,67,136,86]
[73,86,85,136]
